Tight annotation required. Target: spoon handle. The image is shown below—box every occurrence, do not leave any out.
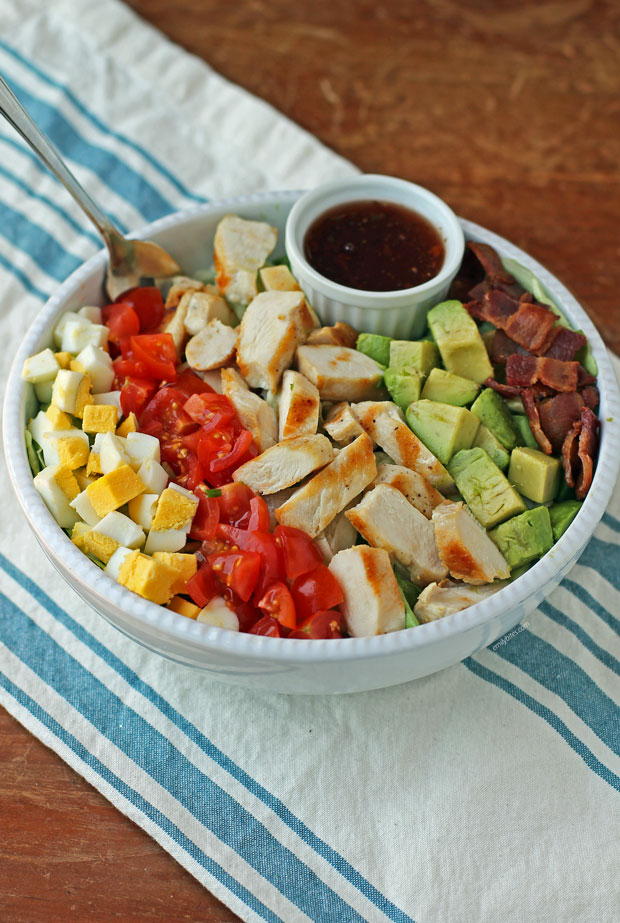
[0,74,125,262]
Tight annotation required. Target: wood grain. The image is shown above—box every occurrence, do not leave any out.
[4,1,620,921]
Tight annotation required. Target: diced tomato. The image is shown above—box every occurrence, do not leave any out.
[102,302,140,346]
[178,454,204,491]
[289,610,344,639]
[173,369,215,398]
[113,357,151,383]
[217,483,254,528]
[217,525,286,601]
[209,429,254,473]
[184,392,235,426]
[249,616,282,637]
[115,285,164,332]
[258,582,296,630]
[290,565,344,623]
[247,496,270,533]
[120,377,158,418]
[185,562,221,608]
[140,388,198,436]
[207,550,261,601]
[130,333,177,381]
[274,525,324,581]
[189,489,220,541]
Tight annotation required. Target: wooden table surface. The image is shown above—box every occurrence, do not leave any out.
[2,2,619,921]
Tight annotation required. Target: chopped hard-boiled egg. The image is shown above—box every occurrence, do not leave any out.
[125,431,161,466]
[196,597,240,630]
[127,493,159,530]
[21,348,60,384]
[93,511,145,549]
[60,316,108,353]
[86,465,146,517]
[33,466,80,529]
[74,344,114,393]
[82,403,118,434]
[41,429,90,467]
[99,433,131,474]
[51,369,92,417]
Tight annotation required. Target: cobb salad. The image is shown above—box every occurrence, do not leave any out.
[22,214,600,636]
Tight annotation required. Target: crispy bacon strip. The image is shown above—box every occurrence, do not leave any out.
[490,330,527,365]
[521,388,553,454]
[545,326,587,361]
[504,302,558,353]
[538,391,585,454]
[576,407,599,499]
[466,242,525,298]
[581,385,600,410]
[482,289,520,324]
[485,378,523,399]
[506,355,580,392]
[561,407,600,499]
[562,419,581,489]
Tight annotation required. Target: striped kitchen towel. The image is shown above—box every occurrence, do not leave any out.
[1,1,619,921]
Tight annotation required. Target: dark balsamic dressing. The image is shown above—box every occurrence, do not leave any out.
[303,199,445,292]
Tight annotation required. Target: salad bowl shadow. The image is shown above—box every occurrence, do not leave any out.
[4,190,620,695]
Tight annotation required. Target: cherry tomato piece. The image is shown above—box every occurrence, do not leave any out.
[120,378,158,418]
[189,489,220,542]
[185,562,221,608]
[208,429,254,473]
[258,582,296,629]
[249,616,281,637]
[173,369,216,398]
[216,525,286,601]
[183,392,235,426]
[102,302,140,345]
[289,610,344,639]
[290,565,344,623]
[207,550,261,602]
[216,483,254,528]
[247,496,270,533]
[273,525,324,581]
[130,333,177,381]
[113,357,151,382]
[115,285,165,331]
[141,388,198,436]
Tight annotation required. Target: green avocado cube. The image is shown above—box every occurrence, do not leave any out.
[489,506,554,570]
[420,368,480,406]
[508,447,561,504]
[427,300,494,384]
[512,414,539,449]
[448,447,527,528]
[555,479,576,502]
[384,367,424,412]
[389,339,439,376]
[474,423,510,470]
[471,388,518,451]
[549,500,582,542]
[356,332,392,367]
[405,400,480,466]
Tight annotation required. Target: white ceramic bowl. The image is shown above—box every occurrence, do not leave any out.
[4,190,620,695]
[285,174,465,338]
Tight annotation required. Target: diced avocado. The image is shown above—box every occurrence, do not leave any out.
[448,447,527,528]
[420,368,480,406]
[549,500,582,542]
[489,506,554,570]
[510,562,533,581]
[508,447,561,504]
[394,563,420,627]
[471,388,518,451]
[555,479,576,502]
[474,423,510,471]
[389,339,439,376]
[356,332,392,367]
[512,414,539,449]
[427,300,494,384]
[384,367,424,412]
[406,400,480,466]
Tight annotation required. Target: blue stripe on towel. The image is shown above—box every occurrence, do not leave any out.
[0,250,50,300]
[0,553,414,923]
[0,40,207,207]
[0,590,400,923]
[0,672,281,923]
[493,628,620,756]
[563,579,620,637]
[0,151,101,247]
[2,76,173,223]
[539,600,620,676]
[0,200,82,282]
[464,658,620,793]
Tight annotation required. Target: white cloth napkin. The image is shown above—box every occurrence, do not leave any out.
[1,2,619,921]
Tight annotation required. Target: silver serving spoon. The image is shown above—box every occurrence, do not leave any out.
[0,74,181,299]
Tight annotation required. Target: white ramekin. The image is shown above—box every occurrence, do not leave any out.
[4,190,620,695]
[285,174,465,339]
